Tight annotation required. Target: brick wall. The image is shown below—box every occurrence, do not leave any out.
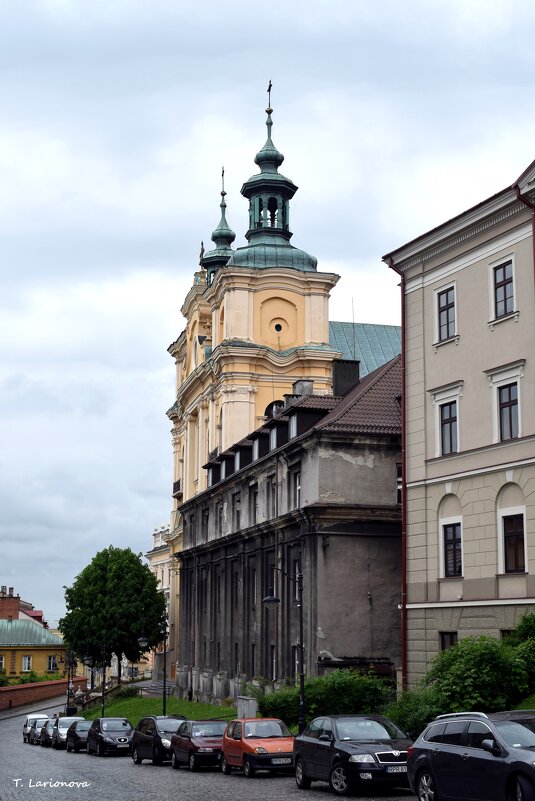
[0,676,87,711]
[0,596,21,619]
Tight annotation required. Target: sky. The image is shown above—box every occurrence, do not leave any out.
[3,0,535,628]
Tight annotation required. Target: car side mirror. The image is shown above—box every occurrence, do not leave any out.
[481,738,500,756]
[319,734,333,742]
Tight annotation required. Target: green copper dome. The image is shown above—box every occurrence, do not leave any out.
[226,103,317,273]
[202,175,236,284]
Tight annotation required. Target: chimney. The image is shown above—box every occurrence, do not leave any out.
[8,587,13,597]
[292,379,314,396]
[0,586,6,596]
[333,359,360,396]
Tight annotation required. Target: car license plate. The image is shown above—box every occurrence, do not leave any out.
[387,765,407,773]
[117,744,129,748]
[271,757,292,765]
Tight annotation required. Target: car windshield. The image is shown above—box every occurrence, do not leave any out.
[46,722,55,730]
[192,722,227,737]
[59,719,80,729]
[157,720,183,734]
[495,719,535,748]
[336,718,405,741]
[101,720,131,732]
[35,719,48,727]
[244,720,291,738]
[76,721,92,731]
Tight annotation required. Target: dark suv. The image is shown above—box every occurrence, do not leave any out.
[408,710,535,801]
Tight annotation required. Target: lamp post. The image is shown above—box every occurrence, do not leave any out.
[263,562,306,734]
[138,618,168,716]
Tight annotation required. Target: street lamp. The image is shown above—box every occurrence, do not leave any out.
[138,618,168,716]
[84,643,106,717]
[263,562,306,734]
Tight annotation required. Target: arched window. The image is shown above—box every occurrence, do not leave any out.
[497,483,526,574]
[268,196,278,227]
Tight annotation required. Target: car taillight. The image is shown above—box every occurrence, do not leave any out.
[407,746,414,758]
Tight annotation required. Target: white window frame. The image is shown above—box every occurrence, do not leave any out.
[433,281,458,347]
[497,505,527,575]
[0,655,4,670]
[439,515,463,578]
[22,655,32,672]
[488,253,518,327]
[485,360,524,444]
[429,381,463,457]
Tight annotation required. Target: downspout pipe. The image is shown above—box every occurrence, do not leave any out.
[385,256,407,691]
[513,184,535,303]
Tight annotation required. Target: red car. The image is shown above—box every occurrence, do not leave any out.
[221,717,294,777]
[170,719,227,770]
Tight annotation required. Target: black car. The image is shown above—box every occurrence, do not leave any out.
[28,717,49,745]
[131,715,185,765]
[66,720,92,752]
[87,717,133,756]
[40,719,56,748]
[170,719,228,770]
[408,710,535,801]
[293,714,411,796]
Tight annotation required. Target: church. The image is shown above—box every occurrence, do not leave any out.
[159,97,402,697]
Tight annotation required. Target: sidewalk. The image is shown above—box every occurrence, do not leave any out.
[0,694,67,721]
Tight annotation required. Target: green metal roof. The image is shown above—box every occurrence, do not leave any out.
[329,321,401,377]
[0,619,64,647]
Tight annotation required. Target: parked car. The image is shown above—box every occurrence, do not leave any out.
[170,719,227,770]
[221,717,294,777]
[51,716,85,749]
[28,717,50,745]
[66,719,92,752]
[293,714,411,796]
[131,715,185,765]
[86,717,133,756]
[408,710,535,801]
[23,713,49,743]
[40,719,56,748]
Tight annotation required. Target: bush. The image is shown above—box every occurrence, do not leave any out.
[113,686,140,700]
[509,613,535,646]
[259,670,394,727]
[384,686,445,737]
[514,639,535,694]
[425,635,527,711]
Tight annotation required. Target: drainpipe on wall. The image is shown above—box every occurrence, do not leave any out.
[513,184,535,303]
[385,256,407,691]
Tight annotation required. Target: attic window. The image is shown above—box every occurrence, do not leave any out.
[289,415,297,438]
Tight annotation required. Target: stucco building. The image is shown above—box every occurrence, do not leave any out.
[176,356,402,700]
[163,101,401,669]
[384,160,535,685]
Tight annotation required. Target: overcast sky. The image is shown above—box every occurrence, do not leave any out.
[3,0,535,628]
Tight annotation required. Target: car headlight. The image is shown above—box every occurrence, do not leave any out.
[103,736,114,743]
[253,747,267,754]
[161,738,171,748]
[59,732,67,739]
[349,754,375,763]
[197,747,213,753]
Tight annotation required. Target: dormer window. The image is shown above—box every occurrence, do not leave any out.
[269,428,277,450]
[289,415,297,438]
[252,439,259,460]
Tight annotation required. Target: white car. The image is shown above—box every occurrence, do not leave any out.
[23,713,49,743]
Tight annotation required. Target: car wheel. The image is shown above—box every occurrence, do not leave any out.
[295,758,312,790]
[417,769,440,801]
[329,764,352,796]
[132,747,142,765]
[66,742,72,752]
[243,756,256,778]
[74,746,79,753]
[221,755,232,775]
[96,742,104,757]
[513,775,535,801]
[171,751,180,770]
[189,753,198,772]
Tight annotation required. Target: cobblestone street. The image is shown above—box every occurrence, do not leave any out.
[0,702,417,801]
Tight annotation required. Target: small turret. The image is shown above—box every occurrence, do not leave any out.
[202,168,236,285]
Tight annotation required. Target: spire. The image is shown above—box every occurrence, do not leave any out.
[254,85,284,174]
[202,167,235,284]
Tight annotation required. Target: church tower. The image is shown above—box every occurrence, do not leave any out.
[168,100,339,505]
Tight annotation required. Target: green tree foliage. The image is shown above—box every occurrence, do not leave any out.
[507,613,535,646]
[59,546,166,680]
[259,670,394,726]
[425,635,527,712]
[384,686,445,737]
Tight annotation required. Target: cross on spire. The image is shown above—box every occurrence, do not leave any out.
[267,79,272,112]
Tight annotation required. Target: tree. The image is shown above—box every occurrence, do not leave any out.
[59,546,167,682]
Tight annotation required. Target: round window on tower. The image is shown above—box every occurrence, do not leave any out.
[269,318,288,338]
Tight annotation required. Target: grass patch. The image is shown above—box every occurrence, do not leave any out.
[515,695,535,710]
[83,696,236,726]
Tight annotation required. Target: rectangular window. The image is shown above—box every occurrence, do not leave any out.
[443,523,462,577]
[440,401,458,455]
[499,383,518,441]
[438,286,455,341]
[0,655,4,670]
[504,514,525,573]
[289,466,301,510]
[232,492,241,530]
[494,260,514,318]
[216,502,223,536]
[249,484,258,526]
[267,474,277,518]
[22,656,32,672]
[439,632,458,651]
[201,507,209,536]
[47,655,57,672]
